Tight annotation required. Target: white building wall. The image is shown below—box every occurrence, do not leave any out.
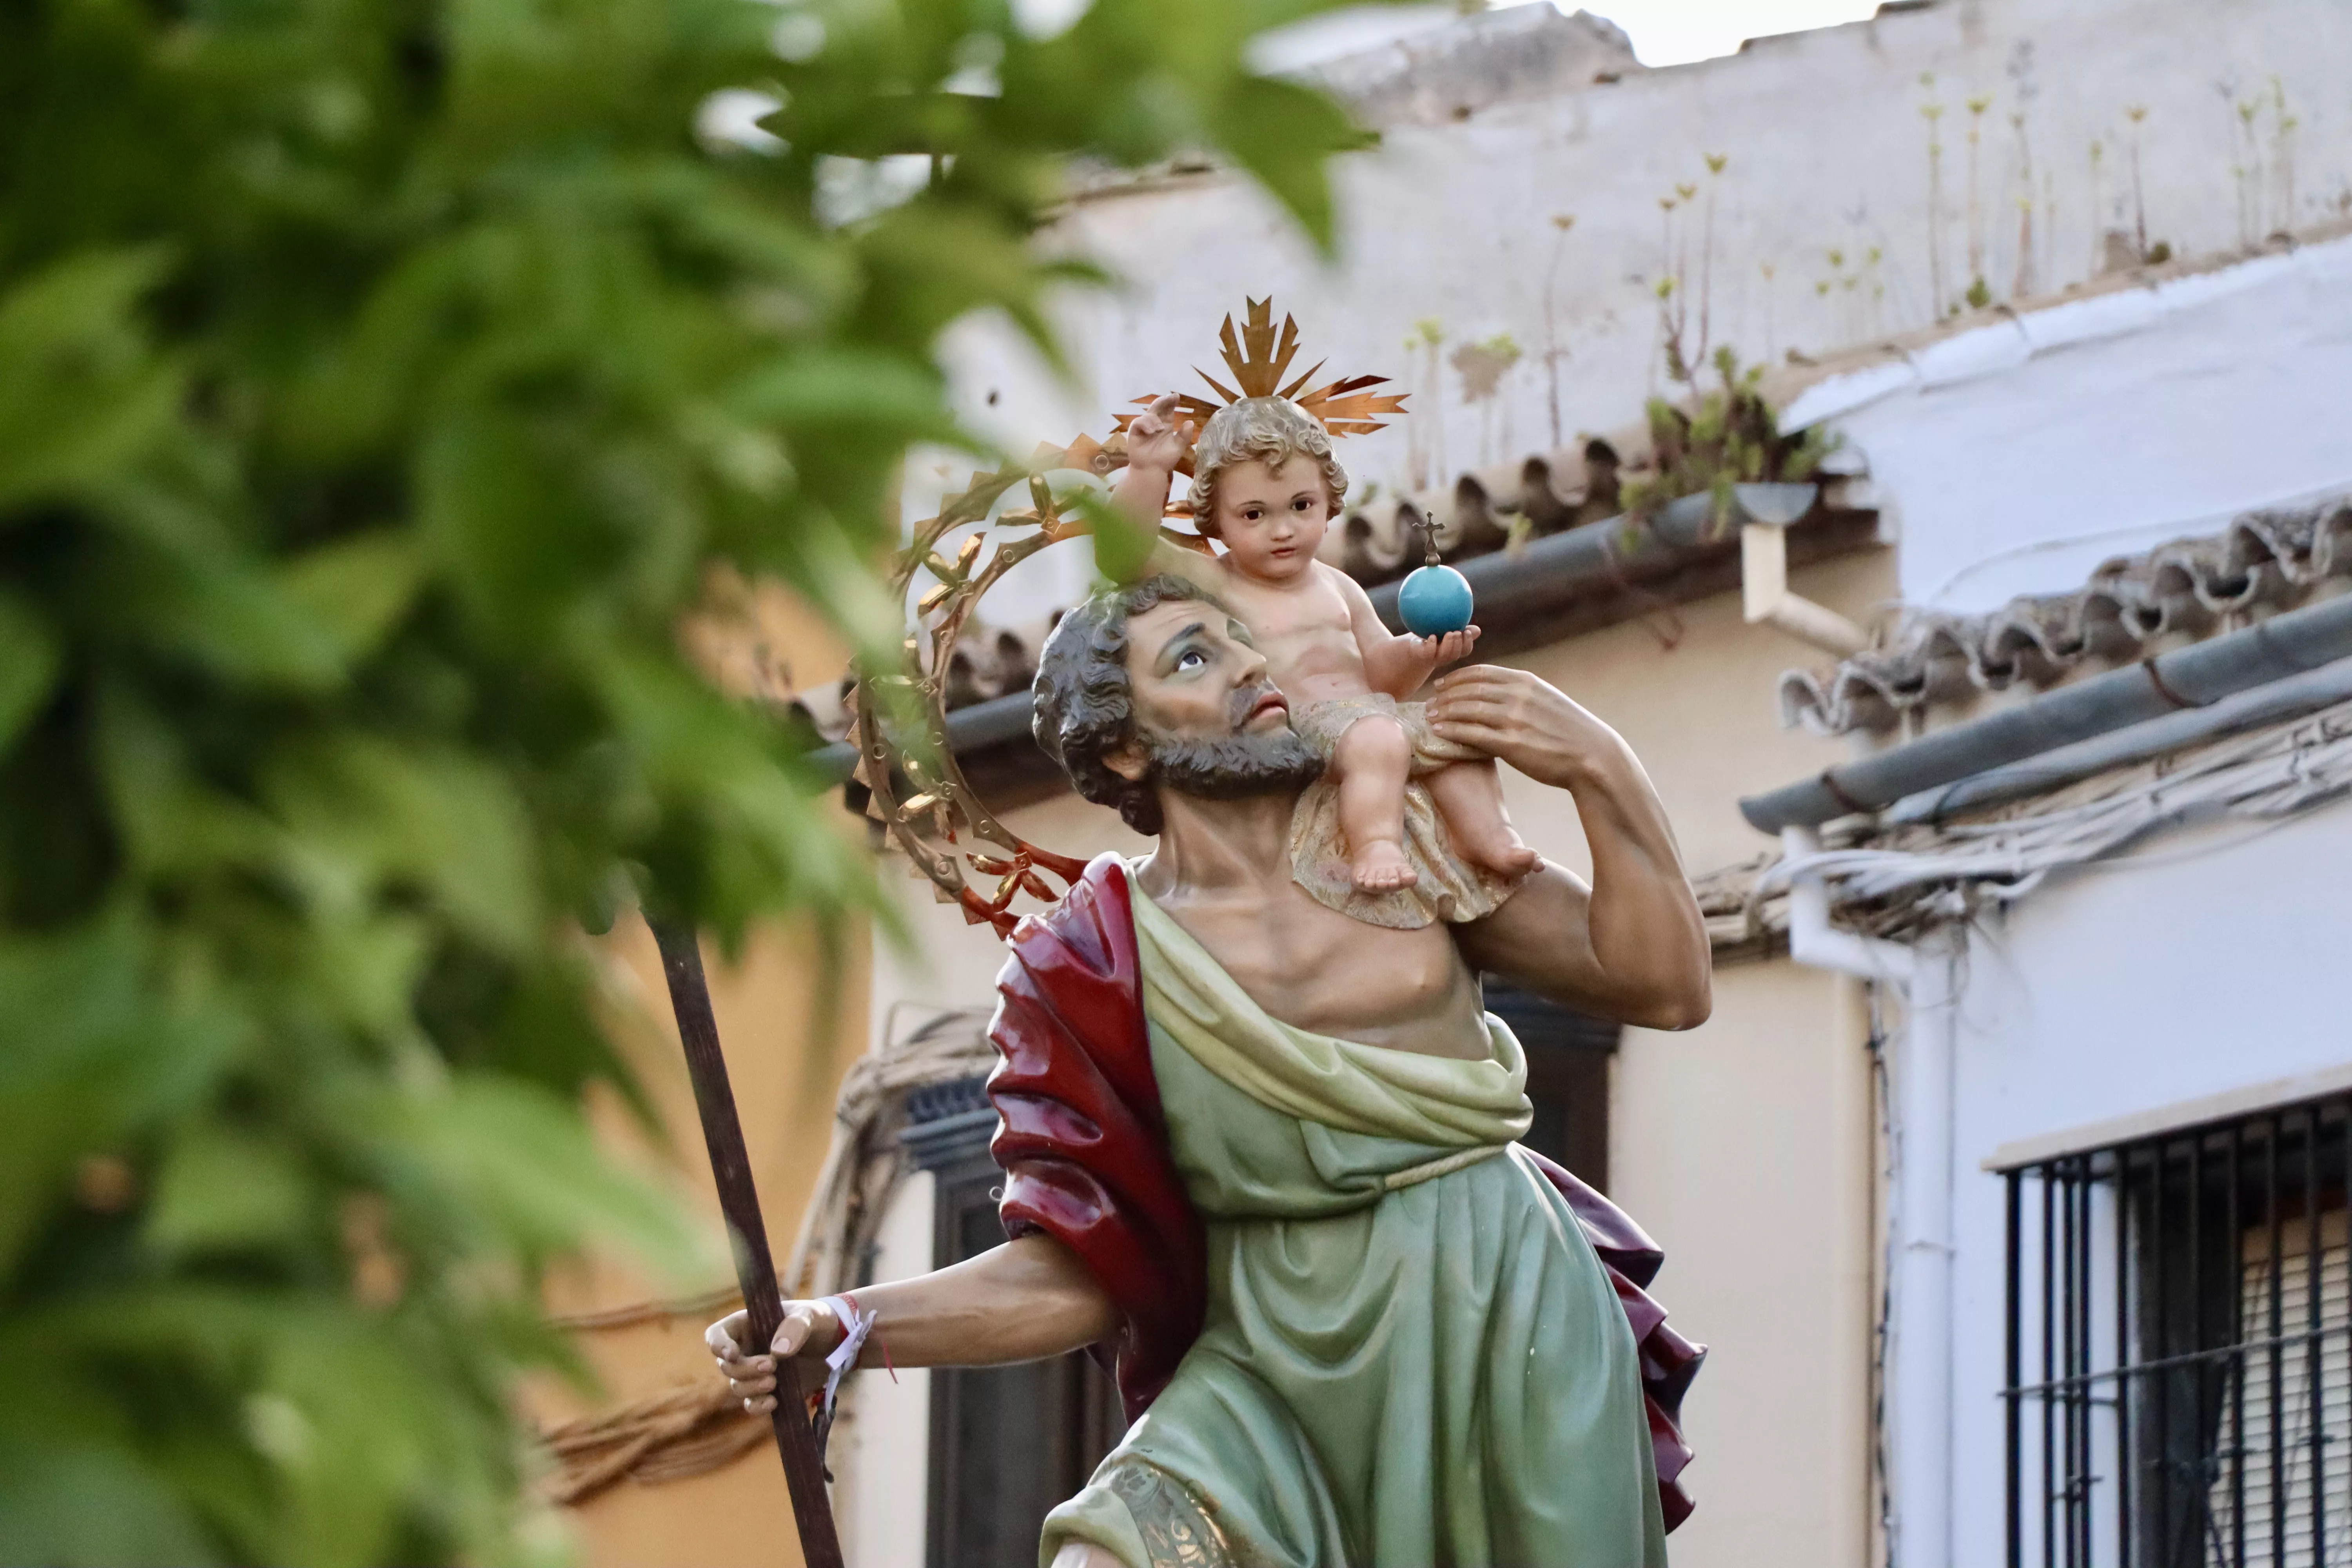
[1788,230,2352,612]
[1943,804,2352,1565]
[832,1172,936,1568]
[937,0,2352,628]
[1770,236,2352,1564]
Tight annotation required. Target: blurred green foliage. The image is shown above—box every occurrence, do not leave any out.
[0,0,1370,1561]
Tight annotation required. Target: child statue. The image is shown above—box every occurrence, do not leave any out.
[1116,391,1539,929]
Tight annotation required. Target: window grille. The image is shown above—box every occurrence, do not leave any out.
[2002,1094,2352,1568]
[904,1076,1123,1568]
[1481,981,1618,1190]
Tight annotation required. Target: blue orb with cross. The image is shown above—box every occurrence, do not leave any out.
[1397,563,1475,638]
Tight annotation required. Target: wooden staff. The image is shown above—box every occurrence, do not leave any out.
[650,918,846,1568]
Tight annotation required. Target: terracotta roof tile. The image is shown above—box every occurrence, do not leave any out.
[1780,494,2352,735]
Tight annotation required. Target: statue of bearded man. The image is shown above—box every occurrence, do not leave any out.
[713,574,1713,1568]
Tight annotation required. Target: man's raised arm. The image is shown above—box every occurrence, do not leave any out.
[707,1233,1116,1414]
[1430,666,1711,1031]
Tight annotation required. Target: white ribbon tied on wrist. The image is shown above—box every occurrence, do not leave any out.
[815,1294,877,1423]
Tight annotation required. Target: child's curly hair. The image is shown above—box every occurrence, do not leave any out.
[1185,397,1348,537]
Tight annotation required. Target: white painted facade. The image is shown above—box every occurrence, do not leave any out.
[1782,234,2352,1565]
[1941,807,2352,1566]
[1788,233,2352,613]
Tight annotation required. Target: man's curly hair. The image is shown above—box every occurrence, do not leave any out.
[1031,573,1221,837]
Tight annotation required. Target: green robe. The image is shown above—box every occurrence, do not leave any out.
[1039,888,1668,1568]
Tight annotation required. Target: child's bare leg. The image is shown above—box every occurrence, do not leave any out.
[1426,758,1541,878]
[1332,715,1417,893]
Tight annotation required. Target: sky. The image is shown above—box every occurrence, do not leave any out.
[1245,0,1889,74]
[1590,0,1887,66]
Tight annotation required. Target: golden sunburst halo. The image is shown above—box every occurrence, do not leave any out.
[849,299,1401,937]
[1107,298,1409,510]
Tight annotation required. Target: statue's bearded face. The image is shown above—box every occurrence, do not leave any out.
[1118,599,1324,800]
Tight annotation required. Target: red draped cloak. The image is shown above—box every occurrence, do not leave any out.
[985,854,1706,1531]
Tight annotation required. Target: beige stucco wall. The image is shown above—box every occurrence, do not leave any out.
[1614,959,1875,1568]
[1492,549,1887,1568]
[849,544,1892,1566]
[534,588,875,1568]
[527,909,872,1568]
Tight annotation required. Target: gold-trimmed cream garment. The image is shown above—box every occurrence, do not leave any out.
[1286,694,1526,931]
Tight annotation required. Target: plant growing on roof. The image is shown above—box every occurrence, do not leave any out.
[2006,42,2042,298]
[1619,348,1837,535]
[1541,214,1577,449]
[1919,74,1948,319]
[1450,332,1522,465]
[2270,76,2299,236]
[1697,155,1727,376]
[1965,93,1994,305]
[2087,136,2111,276]
[2123,104,2165,265]
[1652,192,1681,383]
[1405,316,1448,489]
[1652,158,1726,388]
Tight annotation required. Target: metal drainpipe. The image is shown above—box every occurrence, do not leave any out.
[1742,588,2352,833]
[1782,826,1913,983]
[1780,826,1953,1568]
[1889,928,1959,1568]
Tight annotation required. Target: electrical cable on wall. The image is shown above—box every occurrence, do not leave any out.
[1759,697,2352,932]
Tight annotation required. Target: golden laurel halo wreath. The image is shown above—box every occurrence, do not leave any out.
[848,299,1407,939]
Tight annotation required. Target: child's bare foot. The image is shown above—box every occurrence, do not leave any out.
[1425,760,1541,882]
[1350,839,1418,893]
[1466,833,1542,879]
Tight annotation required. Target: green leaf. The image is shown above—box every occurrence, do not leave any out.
[1076,489,1158,585]
[396,1074,704,1281]
[0,592,61,752]
[265,737,541,953]
[92,683,282,878]
[417,404,628,644]
[0,1442,221,1568]
[0,912,241,1283]
[729,346,955,437]
[0,247,185,515]
[122,544,351,692]
[276,533,424,666]
[1209,74,1370,256]
[146,1122,310,1258]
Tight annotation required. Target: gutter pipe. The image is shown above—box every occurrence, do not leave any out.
[1364,494,1731,628]
[805,688,1032,787]
[1882,652,2352,825]
[810,501,1753,788]
[1739,589,2352,833]
[1779,825,1914,982]
[1774,824,1948,1563]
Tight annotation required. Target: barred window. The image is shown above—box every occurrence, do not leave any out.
[1481,981,1618,1190]
[904,1077,1123,1568]
[2002,1093,2352,1568]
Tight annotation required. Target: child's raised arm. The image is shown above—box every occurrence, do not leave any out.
[1111,391,1226,594]
[1112,392,1192,529]
[1334,566,1480,697]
